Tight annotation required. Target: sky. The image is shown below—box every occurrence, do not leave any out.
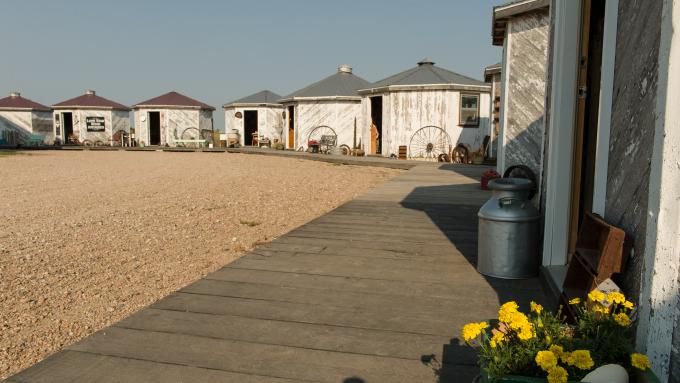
[0,0,503,128]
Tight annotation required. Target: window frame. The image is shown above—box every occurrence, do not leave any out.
[459,93,481,127]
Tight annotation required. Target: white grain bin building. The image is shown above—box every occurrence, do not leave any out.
[132,91,215,147]
[0,92,53,146]
[52,90,130,145]
[357,59,491,160]
[279,65,371,151]
[223,90,284,147]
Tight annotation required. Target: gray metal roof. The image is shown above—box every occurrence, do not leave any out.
[228,90,282,105]
[279,65,371,101]
[367,59,488,88]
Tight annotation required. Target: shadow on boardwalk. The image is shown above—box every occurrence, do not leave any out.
[7,163,545,383]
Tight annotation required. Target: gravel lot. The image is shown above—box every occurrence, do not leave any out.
[0,150,401,379]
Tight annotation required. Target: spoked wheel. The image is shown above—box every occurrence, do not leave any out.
[307,125,337,143]
[408,126,451,161]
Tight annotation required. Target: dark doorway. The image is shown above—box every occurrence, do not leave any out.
[287,106,295,149]
[370,96,383,154]
[244,110,258,146]
[568,0,606,253]
[62,112,73,141]
[149,111,161,146]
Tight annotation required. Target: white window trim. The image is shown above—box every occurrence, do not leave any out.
[541,0,582,266]
[497,23,511,174]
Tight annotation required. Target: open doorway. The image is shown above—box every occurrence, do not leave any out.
[568,0,606,254]
[149,111,161,146]
[287,106,295,149]
[370,96,383,155]
[62,112,73,141]
[244,110,258,146]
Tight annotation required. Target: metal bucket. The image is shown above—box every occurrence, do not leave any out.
[477,178,540,279]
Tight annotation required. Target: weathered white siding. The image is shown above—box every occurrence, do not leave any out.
[362,90,491,158]
[500,10,550,179]
[134,108,210,146]
[0,111,33,144]
[53,109,127,144]
[224,106,285,146]
[287,100,363,150]
[32,111,54,144]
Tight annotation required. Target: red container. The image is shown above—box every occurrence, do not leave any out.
[481,170,501,190]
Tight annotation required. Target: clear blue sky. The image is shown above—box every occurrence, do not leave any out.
[1,0,503,128]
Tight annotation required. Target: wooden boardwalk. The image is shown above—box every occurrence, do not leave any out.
[7,164,545,383]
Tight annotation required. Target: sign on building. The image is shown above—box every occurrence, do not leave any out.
[86,116,105,132]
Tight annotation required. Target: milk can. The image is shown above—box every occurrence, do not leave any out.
[477,178,540,279]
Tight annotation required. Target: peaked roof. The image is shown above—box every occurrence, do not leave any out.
[0,92,50,111]
[53,91,129,110]
[279,65,371,101]
[133,91,215,110]
[492,0,550,45]
[224,90,282,107]
[365,59,488,89]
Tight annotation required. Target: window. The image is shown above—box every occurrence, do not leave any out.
[460,93,480,126]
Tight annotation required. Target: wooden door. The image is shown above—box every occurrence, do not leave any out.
[287,106,295,149]
[568,0,606,254]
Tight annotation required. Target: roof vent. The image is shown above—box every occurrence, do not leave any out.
[338,64,353,74]
[417,58,435,66]
[85,90,96,96]
[9,91,20,98]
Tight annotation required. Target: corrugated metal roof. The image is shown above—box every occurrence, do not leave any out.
[227,90,282,105]
[280,65,371,101]
[0,92,50,111]
[367,59,488,88]
[133,91,215,110]
[53,90,129,110]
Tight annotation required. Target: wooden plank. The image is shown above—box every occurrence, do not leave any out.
[115,308,460,362]
[10,350,295,383]
[67,327,437,383]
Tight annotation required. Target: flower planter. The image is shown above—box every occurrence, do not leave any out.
[475,369,660,383]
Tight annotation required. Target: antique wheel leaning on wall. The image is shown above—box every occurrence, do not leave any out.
[307,125,337,144]
[408,126,451,161]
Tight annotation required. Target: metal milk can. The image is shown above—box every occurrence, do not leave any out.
[477,178,540,279]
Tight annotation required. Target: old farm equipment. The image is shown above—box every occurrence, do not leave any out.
[408,125,452,161]
[307,125,337,154]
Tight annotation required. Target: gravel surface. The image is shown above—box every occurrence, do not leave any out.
[0,150,401,379]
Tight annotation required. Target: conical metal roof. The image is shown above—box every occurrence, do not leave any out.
[0,92,50,111]
[279,65,371,101]
[224,90,282,108]
[133,91,214,110]
[365,59,488,89]
[53,90,129,110]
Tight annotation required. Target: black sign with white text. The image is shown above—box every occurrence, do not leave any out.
[86,116,105,132]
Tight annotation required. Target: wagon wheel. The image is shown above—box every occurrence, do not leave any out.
[94,140,104,147]
[408,126,451,161]
[339,144,351,156]
[82,139,93,147]
[307,125,337,144]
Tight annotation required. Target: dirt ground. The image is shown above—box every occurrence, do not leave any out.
[0,150,401,379]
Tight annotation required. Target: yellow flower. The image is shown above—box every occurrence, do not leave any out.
[592,304,611,315]
[614,312,631,327]
[588,290,606,302]
[607,291,626,305]
[569,297,581,305]
[549,345,564,359]
[547,366,568,383]
[623,300,635,310]
[545,335,552,345]
[531,301,544,315]
[489,331,505,348]
[461,322,488,342]
[498,301,519,323]
[568,350,594,370]
[631,353,651,370]
[517,322,535,341]
[560,351,572,364]
[535,350,558,371]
